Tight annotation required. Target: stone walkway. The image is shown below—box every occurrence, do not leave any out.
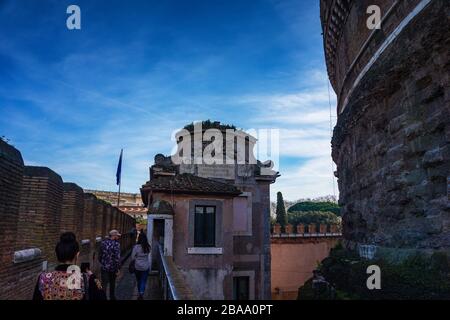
[115,257,162,300]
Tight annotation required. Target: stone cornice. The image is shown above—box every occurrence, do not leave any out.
[322,0,353,91]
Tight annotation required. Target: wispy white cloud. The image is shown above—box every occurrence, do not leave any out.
[1,1,337,202]
[273,156,337,201]
[229,69,338,201]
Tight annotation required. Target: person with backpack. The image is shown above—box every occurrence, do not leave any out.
[130,232,151,300]
[80,262,107,300]
[98,229,121,300]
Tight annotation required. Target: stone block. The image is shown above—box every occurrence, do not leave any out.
[423,147,444,168]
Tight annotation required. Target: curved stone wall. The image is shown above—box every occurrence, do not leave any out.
[321,0,450,250]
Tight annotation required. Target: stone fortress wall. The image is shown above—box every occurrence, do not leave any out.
[0,140,136,299]
[321,0,450,250]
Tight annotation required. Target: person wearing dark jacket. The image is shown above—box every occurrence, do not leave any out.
[98,229,121,300]
[33,232,104,300]
[80,263,107,300]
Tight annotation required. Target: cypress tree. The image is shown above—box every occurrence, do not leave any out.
[275,191,288,229]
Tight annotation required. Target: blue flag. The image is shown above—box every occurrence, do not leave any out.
[116,149,123,185]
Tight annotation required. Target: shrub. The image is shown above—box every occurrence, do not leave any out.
[298,246,450,300]
[288,201,341,216]
[287,211,340,229]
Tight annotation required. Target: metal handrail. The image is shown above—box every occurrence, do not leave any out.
[156,242,179,300]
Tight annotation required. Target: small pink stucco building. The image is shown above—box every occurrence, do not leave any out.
[140,122,279,299]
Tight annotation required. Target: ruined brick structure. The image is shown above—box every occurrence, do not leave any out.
[0,140,136,299]
[321,0,450,250]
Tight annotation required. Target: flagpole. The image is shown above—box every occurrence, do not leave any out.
[117,181,121,207]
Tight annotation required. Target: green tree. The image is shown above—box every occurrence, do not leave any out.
[287,211,340,227]
[288,201,341,216]
[275,192,288,228]
[136,216,147,226]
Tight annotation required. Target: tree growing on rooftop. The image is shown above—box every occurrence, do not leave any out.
[183,120,237,132]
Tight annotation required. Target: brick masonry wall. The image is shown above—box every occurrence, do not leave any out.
[17,166,64,265]
[103,204,112,237]
[83,193,98,268]
[0,141,136,299]
[115,207,121,231]
[324,1,450,249]
[10,258,43,300]
[119,213,125,251]
[61,183,85,238]
[110,207,116,231]
[114,207,120,231]
[82,193,97,243]
[122,214,132,252]
[0,140,27,299]
[95,200,105,239]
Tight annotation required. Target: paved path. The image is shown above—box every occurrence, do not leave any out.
[115,257,162,300]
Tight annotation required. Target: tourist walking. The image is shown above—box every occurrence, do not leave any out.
[99,229,121,300]
[33,232,104,300]
[130,232,151,300]
[80,262,107,300]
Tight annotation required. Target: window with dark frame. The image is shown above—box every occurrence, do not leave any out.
[233,276,250,300]
[194,205,216,247]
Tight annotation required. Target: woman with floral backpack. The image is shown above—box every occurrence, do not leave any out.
[33,232,104,300]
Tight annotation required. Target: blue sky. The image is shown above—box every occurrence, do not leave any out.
[0,0,337,201]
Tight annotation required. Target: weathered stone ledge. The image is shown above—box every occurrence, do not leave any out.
[13,248,42,264]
